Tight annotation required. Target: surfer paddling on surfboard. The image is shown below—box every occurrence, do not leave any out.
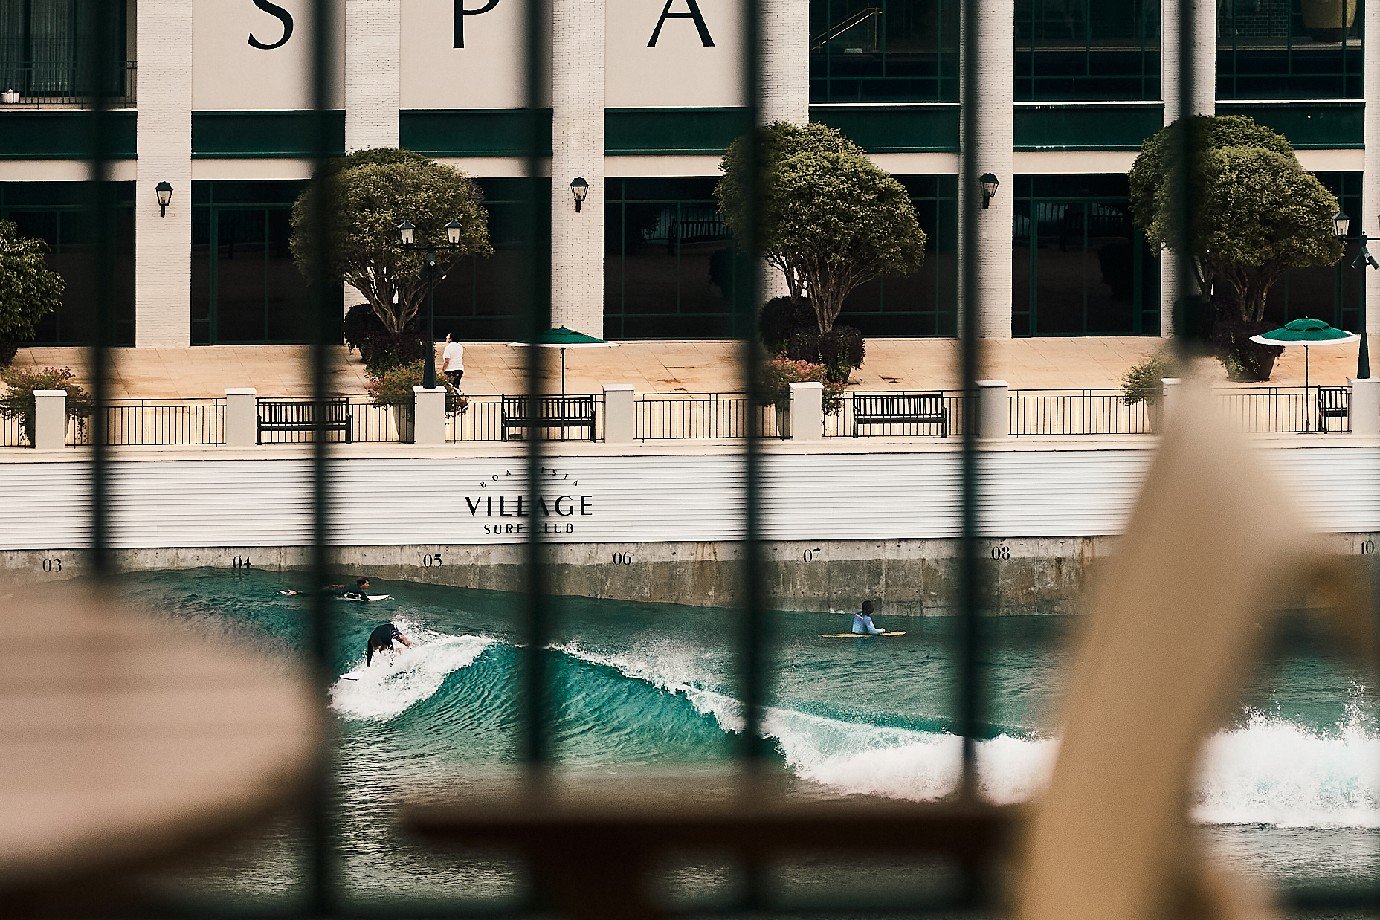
[852,600,885,636]
[366,622,413,667]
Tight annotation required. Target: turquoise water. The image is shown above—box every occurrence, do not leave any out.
[120,569,1380,909]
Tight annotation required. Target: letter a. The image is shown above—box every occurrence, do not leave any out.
[455,0,502,48]
[248,0,294,50]
[648,0,714,47]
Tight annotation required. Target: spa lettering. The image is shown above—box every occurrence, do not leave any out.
[248,0,294,50]
[451,0,715,48]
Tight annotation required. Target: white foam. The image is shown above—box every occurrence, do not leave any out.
[331,619,494,721]
[557,643,1380,828]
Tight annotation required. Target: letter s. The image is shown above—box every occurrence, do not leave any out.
[248,0,294,50]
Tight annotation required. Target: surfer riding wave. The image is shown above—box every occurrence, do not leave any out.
[366,622,413,667]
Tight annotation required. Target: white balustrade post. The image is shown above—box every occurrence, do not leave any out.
[1350,377,1380,436]
[789,382,824,442]
[224,388,258,447]
[32,389,66,451]
[976,379,1009,440]
[602,384,635,444]
[412,386,446,446]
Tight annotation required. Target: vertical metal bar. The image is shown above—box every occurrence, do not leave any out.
[737,0,766,768]
[1169,0,1197,362]
[956,0,987,796]
[305,0,339,910]
[84,0,119,576]
[520,0,553,768]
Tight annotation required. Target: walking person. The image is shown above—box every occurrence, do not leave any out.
[441,332,464,388]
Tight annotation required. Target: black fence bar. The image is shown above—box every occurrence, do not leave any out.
[305,0,340,909]
[955,0,987,801]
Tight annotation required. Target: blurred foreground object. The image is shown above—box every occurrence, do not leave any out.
[1017,372,1374,920]
[0,587,320,915]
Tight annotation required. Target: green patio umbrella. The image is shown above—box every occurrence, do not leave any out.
[1250,318,1360,432]
[507,326,618,394]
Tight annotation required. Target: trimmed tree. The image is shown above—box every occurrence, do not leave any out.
[290,148,492,337]
[716,122,927,336]
[0,220,65,366]
[1128,115,1342,326]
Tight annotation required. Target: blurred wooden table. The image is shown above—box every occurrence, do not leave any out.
[0,588,320,913]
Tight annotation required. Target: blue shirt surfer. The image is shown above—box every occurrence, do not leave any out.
[852,600,885,635]
[366,622,413,666]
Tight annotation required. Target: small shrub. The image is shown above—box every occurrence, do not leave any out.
[756,356,845,415]
[0,340,17,367]
[759,296,815,355]
[1121,353,1172,406]
[366,361,466,414]
[786,324,866,383]
[362,332,430,375]
[343,303,386,354]
[0,365,92,444]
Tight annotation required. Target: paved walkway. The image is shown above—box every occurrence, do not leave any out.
[9,336,1373,399]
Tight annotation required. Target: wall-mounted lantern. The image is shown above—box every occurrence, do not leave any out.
[155,181,174,218]
[570,176,590,213]
[979,173,999,210]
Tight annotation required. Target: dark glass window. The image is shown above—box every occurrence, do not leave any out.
[604,178,739,340]
[1015,0,1160,101]
[1012,175,1159,337]
[1218,0,1363,99]
[0,0,131,103]
[431,179,544,343]
[0,182,135,345]
[1264,172,1362,331]
[837,175,958,337]
[809,0,959,103]
[191,182,315,346]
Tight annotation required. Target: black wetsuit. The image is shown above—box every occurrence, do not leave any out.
[366,623,403,666]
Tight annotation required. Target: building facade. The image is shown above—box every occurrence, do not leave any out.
[0,0,1374,347]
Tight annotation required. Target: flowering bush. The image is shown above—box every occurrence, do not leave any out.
[0,365,92,444]
[366,361,467,414]
[756,356,845,415]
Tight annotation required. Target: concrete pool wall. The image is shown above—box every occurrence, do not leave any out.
[3,439,1378,613]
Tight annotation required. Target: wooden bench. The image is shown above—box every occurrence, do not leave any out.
[502,395,597,441]
[852,392,948,437]
[1317,386,1349,433]
[257,397,353,444]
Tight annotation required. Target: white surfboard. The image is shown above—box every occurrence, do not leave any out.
[819,631,908,639]
[340,594,392,602]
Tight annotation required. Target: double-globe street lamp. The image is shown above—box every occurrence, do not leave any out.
[398,218,465,390]
[1333,211,1375,379]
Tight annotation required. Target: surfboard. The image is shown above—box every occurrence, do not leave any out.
[819,631,908,638]
[340,594,392,602]
[340,671,363,681]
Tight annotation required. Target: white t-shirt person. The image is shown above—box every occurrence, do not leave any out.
[441,335,464,386]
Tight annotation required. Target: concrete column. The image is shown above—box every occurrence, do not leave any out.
[345,0,401,151]
[1351,377,1380,435]
[602,384,635,444]
[1363,0,1380,335]
[550,0,604,336]
[412,386,446,445]
[224,388,259,448]
[789,381,824,441]
[959,2,1014,339]
[32,390,66,451]
[134,0,193,347]
[976,379,1009,440]
[1159,0,1217,336]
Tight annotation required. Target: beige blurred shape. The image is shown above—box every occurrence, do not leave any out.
[1017,373,1375,920]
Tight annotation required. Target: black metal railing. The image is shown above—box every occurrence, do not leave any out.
[635,392,782,439]
[0,57,136,106]
[825,391,966,438]
[1010,388,1153,437]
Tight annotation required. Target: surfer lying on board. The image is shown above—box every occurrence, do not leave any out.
[339,577,374,601]
[852,600,885,636]
[366,622,413,666]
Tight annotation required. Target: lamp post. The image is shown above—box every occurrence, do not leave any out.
[1334,211,1374,379]
[399,218,466,390]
